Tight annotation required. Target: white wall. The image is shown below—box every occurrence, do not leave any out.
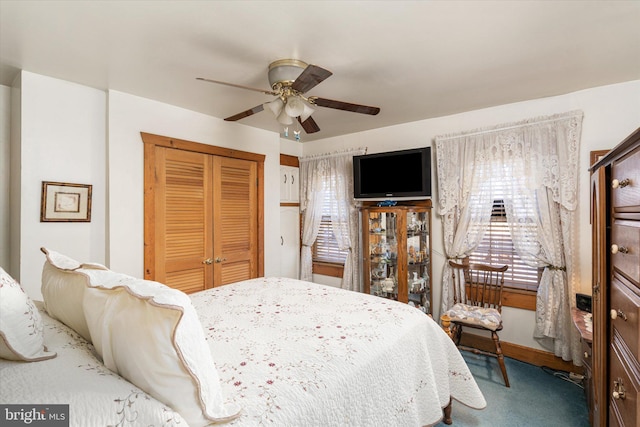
[8,73,282,298]
[304,80,640,351]
[9,77,21,279]
[279,137,303,158]
[12,72,106,298]
[0,85,10,270]
[107,90,282,277]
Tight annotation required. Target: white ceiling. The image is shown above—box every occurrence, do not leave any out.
[1,1,639,143]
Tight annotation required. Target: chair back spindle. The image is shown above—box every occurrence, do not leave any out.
[449,261,508,312]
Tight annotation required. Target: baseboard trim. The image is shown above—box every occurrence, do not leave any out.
[459,333,583,374]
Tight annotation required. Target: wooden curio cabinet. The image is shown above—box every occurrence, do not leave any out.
[361,200,432,314]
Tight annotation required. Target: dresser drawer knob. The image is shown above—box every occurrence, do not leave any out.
[610,244,629,254]
[613,378,626,400]
[613,390,625,400]
[584,351,589,359]
[610,309,628,321]
[611,178,630,189]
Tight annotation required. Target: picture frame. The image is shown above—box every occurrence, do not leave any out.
[40,181,92,222]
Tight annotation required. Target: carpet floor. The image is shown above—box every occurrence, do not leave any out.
[436,353,590,427]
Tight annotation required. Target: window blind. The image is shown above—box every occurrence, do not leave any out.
[469,199,540,292]
[313,188,348,264]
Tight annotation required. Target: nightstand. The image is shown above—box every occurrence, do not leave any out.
[571,307,593,424]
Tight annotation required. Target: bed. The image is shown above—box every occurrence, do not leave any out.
[0,301,188,426]
[0,249,486,426]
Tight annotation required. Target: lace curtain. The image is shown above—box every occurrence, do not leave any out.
[299,148,366,291]
[435,111,583,363]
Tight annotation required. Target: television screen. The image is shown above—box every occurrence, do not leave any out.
[353,147,431,200]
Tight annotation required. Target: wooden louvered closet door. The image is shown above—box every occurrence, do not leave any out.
[213,156,258,285]
[143,132,263,293]
[153,147,214,293]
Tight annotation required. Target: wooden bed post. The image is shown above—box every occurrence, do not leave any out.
[443,398,453,424]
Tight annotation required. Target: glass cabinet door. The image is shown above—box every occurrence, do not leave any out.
[362,202,432,315]
[367,211,399,299]
[406,210,430,313]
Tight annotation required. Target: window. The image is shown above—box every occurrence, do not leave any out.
[469,199,540,292]
[313,217,349,264]
[312,189,349,265]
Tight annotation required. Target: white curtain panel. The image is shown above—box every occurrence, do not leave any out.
[299,148,366,291]
[435,111,583,363]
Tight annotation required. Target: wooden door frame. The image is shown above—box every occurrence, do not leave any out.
[141,132,265,281]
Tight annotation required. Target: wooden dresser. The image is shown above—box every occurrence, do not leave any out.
[590,127,640,427]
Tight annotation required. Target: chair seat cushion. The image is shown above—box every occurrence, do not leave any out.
[445,303,502,331]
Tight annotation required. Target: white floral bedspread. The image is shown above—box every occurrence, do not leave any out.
[0,302,186,427]
[191,277,486,427]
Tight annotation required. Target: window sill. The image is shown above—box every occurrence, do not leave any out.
[312,261,344,278]
[502,288,536,311]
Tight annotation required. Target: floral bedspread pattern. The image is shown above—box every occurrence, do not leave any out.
[0,303,186,427]
[191,277,486,426]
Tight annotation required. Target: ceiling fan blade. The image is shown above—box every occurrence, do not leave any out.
[311,97,380,115]
[197,77,278,96]
[224,104,265,121]
[298,116,320,134]
[291,65,333,93]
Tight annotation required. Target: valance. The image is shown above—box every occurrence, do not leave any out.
[435,111,583,215]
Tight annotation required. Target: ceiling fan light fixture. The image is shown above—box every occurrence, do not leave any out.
[284,96,305,117]
[267,59,308,89]
[277,109,294,125]
[264,98,284,117]
[299,103,315,122]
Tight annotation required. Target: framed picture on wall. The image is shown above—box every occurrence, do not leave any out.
[40,181,92,222]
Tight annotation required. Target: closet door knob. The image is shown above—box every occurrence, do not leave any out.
[215,257,227,263]
[202,258,213,265]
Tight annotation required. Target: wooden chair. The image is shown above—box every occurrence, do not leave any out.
[446,260,510,387]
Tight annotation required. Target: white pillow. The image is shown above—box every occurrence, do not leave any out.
[41,262,92,342]
[0,267,56,362]
[82,268,241,426]
[40,247,108,342]
[40,248,82,270]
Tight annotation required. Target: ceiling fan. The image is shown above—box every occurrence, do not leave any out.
[197,59,380,135]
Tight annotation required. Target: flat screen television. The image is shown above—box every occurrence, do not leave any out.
[353,147,431,200]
